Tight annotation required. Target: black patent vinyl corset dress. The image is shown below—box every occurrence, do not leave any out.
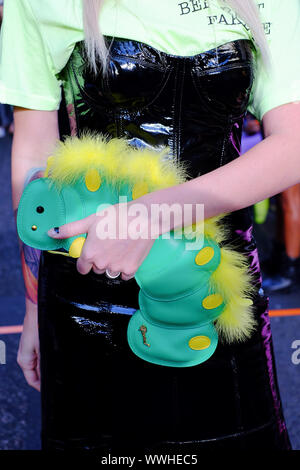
[38,37,291,451]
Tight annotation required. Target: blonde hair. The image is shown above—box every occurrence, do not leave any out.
[82,0,269,74]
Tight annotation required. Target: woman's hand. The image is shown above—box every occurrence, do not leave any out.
[17,300,40,392]
[48,200,159,280]
[12,108,59,392]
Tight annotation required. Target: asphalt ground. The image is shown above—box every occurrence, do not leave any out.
[0,133,299,450]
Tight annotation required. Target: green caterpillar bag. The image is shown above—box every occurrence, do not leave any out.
[17,134,255,368]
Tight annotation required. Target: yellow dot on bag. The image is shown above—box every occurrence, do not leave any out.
[69,237,86,258]
[202,294,223,310]
[85,169,101,192]
[195,247,214,266]
[240,298,253,306]
[132,182,149,200]
[188,336,211,351]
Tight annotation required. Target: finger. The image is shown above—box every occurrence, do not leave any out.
[92,266,106,275]
[47,215,94,240]
[37,352,41,382]
[121,272,136,281]
[23,366,41,392]
[106,269,121,277]
[121,240,153,278]
[76,256,93,275]
[134,239,155,266]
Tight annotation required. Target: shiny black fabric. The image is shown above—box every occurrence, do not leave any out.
[38,37,291,451]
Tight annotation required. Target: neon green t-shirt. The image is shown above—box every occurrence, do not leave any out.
[0,0,300,121]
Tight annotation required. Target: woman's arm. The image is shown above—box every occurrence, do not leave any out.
[140,102,300,225]
[13,107,59,390]
[13,107,59,302]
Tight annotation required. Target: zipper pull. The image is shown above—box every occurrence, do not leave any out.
[139,325,150,347]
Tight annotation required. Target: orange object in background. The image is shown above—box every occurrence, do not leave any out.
[280,184,300,260]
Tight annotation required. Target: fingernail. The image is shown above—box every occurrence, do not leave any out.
[48,227,60,237]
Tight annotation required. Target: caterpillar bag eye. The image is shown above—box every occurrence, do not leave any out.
[17,133,255,368]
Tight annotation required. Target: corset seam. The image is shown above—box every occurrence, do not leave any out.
[219,120,232,167]
[230,354,244,434]
[105,36,253,62]
[160,417,278,445]
[191,61,253,77]
[107,54,173,72]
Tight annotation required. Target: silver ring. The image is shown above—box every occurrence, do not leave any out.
[105,269,121,279]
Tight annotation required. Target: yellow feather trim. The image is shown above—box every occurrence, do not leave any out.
[48,132,188,191]
[211,247,257,343]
